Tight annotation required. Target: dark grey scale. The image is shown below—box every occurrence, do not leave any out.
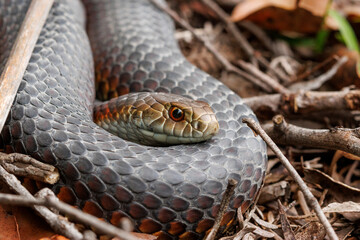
[0,0,267,238]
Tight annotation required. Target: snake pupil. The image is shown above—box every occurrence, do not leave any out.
[170,107,184,121]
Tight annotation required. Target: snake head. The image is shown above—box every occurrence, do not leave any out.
[94,92,219,146]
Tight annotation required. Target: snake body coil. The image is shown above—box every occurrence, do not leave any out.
[0,0,267,239]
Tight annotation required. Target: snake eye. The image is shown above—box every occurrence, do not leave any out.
[169,107,184,121]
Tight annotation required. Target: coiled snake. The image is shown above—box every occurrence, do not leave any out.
[0,0,267,239]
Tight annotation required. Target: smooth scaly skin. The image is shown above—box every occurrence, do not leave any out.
[0,0,267,239]
[94,92,219,146]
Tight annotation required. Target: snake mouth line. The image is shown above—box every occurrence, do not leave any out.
[139,128,216,146]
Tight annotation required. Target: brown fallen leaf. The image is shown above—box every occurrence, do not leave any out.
[325,46,360,90]
[297,0,329,17]
[231,0,330,33]
[0,205,20,240]
[295,222,326,240]
[303,168,360,202]
[247,222,275,238]
[278,200,296,240]
[231,0,297,21]
[11,206,55,240]
[335,226,355,240]
[258,181,290,204]
[322,201,360,221]
[252,213,278,230]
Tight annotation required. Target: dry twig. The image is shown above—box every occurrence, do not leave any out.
[238,60,290,94]
[244,89,360,117]
[296,55,338,81]
[243,117,339,240]
[0,152,59,184]
[149,0,279,93]
[0,165,83,239]
[0,154,137,239]
[238,21,275,54]
[201,0,290,83]
[263,115,360,157]
[205,178,237,240]
[256,54,291,84]
[0,192,139,240]
[0,0,54,131]
[200,0,256,63]
[289,56,348,91]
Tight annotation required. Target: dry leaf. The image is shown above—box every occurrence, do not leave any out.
[303,168,360,202]
[231,0,297,22]
[335,226,355,240]
[12,206,55,240]
[0,205,20,240]
[323,201,360,221]
[298,0,328,17]
[252,214,278,230]
[278,200,296,240]
[295,222,326,240]
[325,46,360,89]
[258,181,290,204]
[231,0,331,33]
[247,222,275,238]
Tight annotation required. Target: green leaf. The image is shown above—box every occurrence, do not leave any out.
[275,34,316,48]
[314,29,330,53]
[329,9,359,52]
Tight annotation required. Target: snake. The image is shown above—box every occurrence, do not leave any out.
[0,0,267,239]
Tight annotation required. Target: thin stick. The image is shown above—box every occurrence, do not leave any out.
[149,0,276,93]
[0,157,138,239]
[0,192,140,240]
[205,179,237,240]
[200,0,255,62]
[296,55,337,81]
[0,165,83,240]
[243,118,339,240]
[238,21,275,54]
[289,56,348,91]
[0,0,54,131]
[201,0,289,82]
[238,60,289,94]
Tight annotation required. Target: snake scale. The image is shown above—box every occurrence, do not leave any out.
[0,0,267,239]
